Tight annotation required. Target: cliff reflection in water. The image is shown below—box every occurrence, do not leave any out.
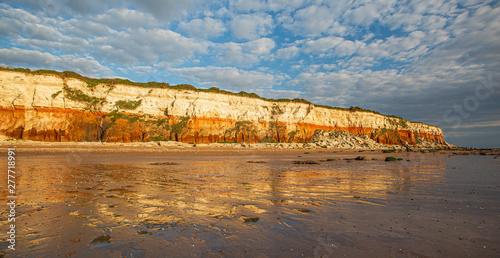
[22,158,442,216]
[4,151,498,257]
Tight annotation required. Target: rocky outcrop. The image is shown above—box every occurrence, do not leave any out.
[310,130,448,150]
[0,69,446,145]
[310,130,395,150]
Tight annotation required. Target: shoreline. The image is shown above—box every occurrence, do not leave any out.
[1,138,497,154]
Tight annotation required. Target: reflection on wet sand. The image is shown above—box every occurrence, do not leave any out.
[0,150,499,257]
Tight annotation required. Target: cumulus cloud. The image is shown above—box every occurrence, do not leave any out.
[130,0,203,20]
[349,29,451,63]
[0,5,42,37]
[229,0,266,12]
[382,13,423,31]
[2,0,118,17]
[62,19,112,38]
[2,0,217,22]
[230,13,274,40]
[275,45,300,59]
[343,4,381,26]
[303,36,344,54]
[298,36,364,58]
[92,8,159,29]
[178,17,226,38]
[255,88,302,99]
[0,48,113,77]
[289,70,364,106]
[229,0,307,12]
[333,41,362,56]
[216,38,275,65]
[408,0,459,15]
[93,28,209,65]
[170,66,283,91]
[382,7,452,32]
[283,5,347,36]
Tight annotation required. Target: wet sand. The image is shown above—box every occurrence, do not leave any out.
[0,143,499,257]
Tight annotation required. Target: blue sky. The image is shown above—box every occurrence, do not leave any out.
[0,0,499,148]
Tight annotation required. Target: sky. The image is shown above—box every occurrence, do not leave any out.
[0,0,499,148]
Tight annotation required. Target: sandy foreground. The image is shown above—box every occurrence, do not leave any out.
[0,140,499,257]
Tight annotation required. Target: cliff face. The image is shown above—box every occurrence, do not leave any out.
[0,70,445,145]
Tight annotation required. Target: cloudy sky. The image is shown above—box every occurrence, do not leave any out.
[1,0,499,148]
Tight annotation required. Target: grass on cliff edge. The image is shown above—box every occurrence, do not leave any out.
[1,66,422,122]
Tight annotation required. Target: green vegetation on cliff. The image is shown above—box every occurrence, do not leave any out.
[105,112,141,123]
[115,99,142,110]
[63,84,104,106]
[171,116,190,134]
[51,90,62,99]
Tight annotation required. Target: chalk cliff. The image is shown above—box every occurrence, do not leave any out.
[0,69,445,145]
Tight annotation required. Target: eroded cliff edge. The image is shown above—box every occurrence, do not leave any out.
[0,70,445,145]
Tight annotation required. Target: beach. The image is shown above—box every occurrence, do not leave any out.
[0,142,499,257]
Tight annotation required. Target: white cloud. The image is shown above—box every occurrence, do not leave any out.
[382,12,451,32]
[0,3,41,23]
[230,13,274,40]
[268,0,308,12]
[323,64,337,70]
[216,38,275,65]
[289,70,361,106]
[254,88,302,99]
[446,120,500,129]
[449,4,500,36]
[0,17,24,37]
[276,46,300,59]
[0,16,92,54]
[421,15,449,30]
[382,13,423,32]
[338,56,378,70]
[0,48,113,77]
[408,0,460,15]
[343,4,380,26]
[289,68,412,108]
[2,0,220,22]
[118,65,156,76]
[129,0,207,22]
[215,6,231,17]
[284,5,347,36]
[0,48,55,67]
[390,31,426,52]
[63,19,112,38]
[333,40,361,57]
[170,66,283,91]
[18,37,91,54]
[303,36,344,54]
[354,30,447,62]
[0,7,62,42]
[229,0,267,12]
[93,8,159,29]
[64,0,117,15]
[179,17,226,38]
[300,37,363,58]
[244,37,275,54]
[229,0,307,12]
[92,28,209,65]
[0,5,95,54]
